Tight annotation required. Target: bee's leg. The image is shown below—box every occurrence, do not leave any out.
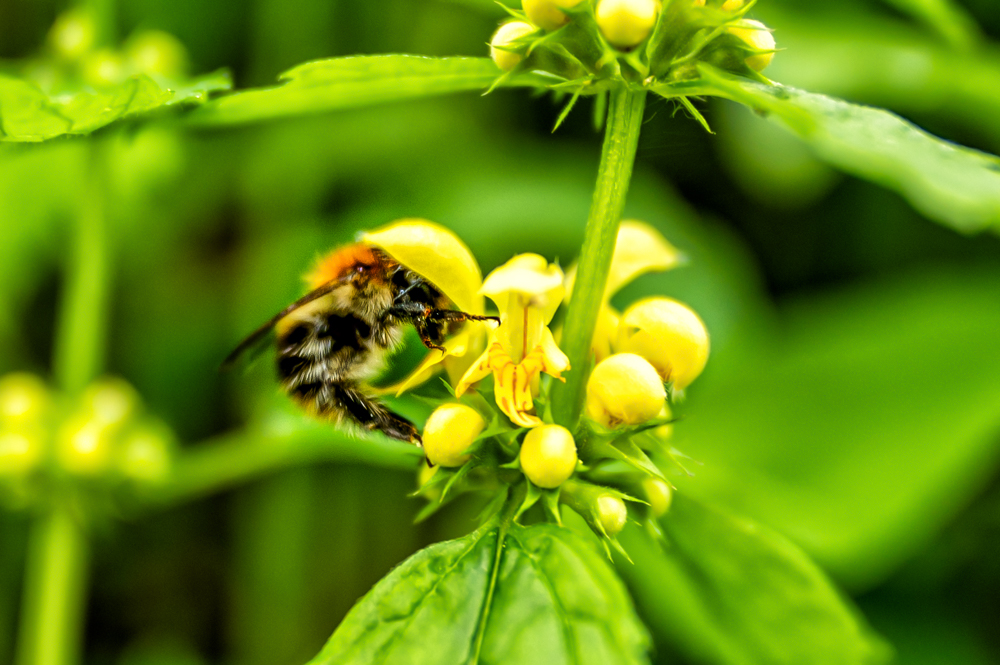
[424,310,500,326]
[328,382,423,447]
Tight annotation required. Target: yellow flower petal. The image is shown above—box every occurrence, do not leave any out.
[537,326,570,378]
[585,353,665,428]
[482,254,563,296]
[362,219,484,314]
[564,221,682,302]
[455,340,495,397]
[617,297,709,390]
[591,305,620,365]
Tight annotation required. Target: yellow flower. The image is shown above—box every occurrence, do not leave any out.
[522,0,584,31]
[642,478,672,517]
[422,403,486,467]
[596,494,628,536]
[490,21,536,72]
[457,254,570,428]
[565,220,682,364]
[617,297,709,390]
[728,19,776,72]
[520,424,577,488]
[586,353,665,428]
[361,219,490,394]
[595,0,660,49]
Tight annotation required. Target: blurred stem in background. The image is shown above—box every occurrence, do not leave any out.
[16,142,112,665]
[553,87,646,429]
[84,0,117,48]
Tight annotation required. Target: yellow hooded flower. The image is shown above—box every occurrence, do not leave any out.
[360,219,490,394]
[565,220,682,363]
[456,254,570,428]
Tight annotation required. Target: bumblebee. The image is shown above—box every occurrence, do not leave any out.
[224,243,496,446]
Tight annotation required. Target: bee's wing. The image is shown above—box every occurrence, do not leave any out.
[220,278,347,371]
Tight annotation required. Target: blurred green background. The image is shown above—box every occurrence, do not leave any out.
[2,0,1000,663]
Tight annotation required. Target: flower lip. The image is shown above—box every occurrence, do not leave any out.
[481,254,564,297]
[362,219,484,315]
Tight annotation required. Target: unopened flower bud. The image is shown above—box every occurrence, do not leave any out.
[523,0,583,31]
[596,0,659,49]
[82,378,139,427]
[596,494,628,536]
[520,424,577,488]
[721,0,744,10]
[48,9,96,60]
[118,424,173,483]
[82,48,128,87]
[617,298,709,390]
[0,429,45,477]
[422,404,486,467]
[586,353,665,428]
[728,19,776,71]
[490,21,535,72]
[417,464,442,501]
[125,30,189,78]
[642,478,672,516]
[0,374,51,424]
[57,416,114,476]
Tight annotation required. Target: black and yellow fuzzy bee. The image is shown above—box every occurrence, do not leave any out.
[224,242,496,446]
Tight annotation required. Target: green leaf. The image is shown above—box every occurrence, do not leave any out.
[757,8,1000,148]
[0,71,231,142]
[618,494,890,665]
[689,67,1000,233]
[187,55,548,128]
[877,0,981,50]
[675,267,1000,590]
[306,522,650,665]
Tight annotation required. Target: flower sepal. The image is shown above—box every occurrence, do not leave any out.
[559,479,643,560]
[575,421,669,484]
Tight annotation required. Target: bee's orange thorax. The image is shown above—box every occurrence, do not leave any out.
[305,244,382,289]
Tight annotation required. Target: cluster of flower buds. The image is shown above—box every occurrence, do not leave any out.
[0,373,173,510]
[488,0,776,96]
[25,8,189,93]
[380,220,706,552]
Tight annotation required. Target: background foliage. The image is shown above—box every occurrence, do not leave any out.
[1,0,999,664]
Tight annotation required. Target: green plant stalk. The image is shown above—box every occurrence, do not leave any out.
[52,146,109,395]
[84,0,117,48]
[15,505,90,665]
[553,86,646,429]
[17,144,110,665]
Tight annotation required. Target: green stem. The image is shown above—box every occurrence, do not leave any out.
[553,87,646,429]
[52,145,110,395]
[82,0,116,48]
[138,429,420,510]
[15,505,90,665]
[16,142,111,665]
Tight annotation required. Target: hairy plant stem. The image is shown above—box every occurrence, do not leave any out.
[553,86,646,429]
[16,143,110,665]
